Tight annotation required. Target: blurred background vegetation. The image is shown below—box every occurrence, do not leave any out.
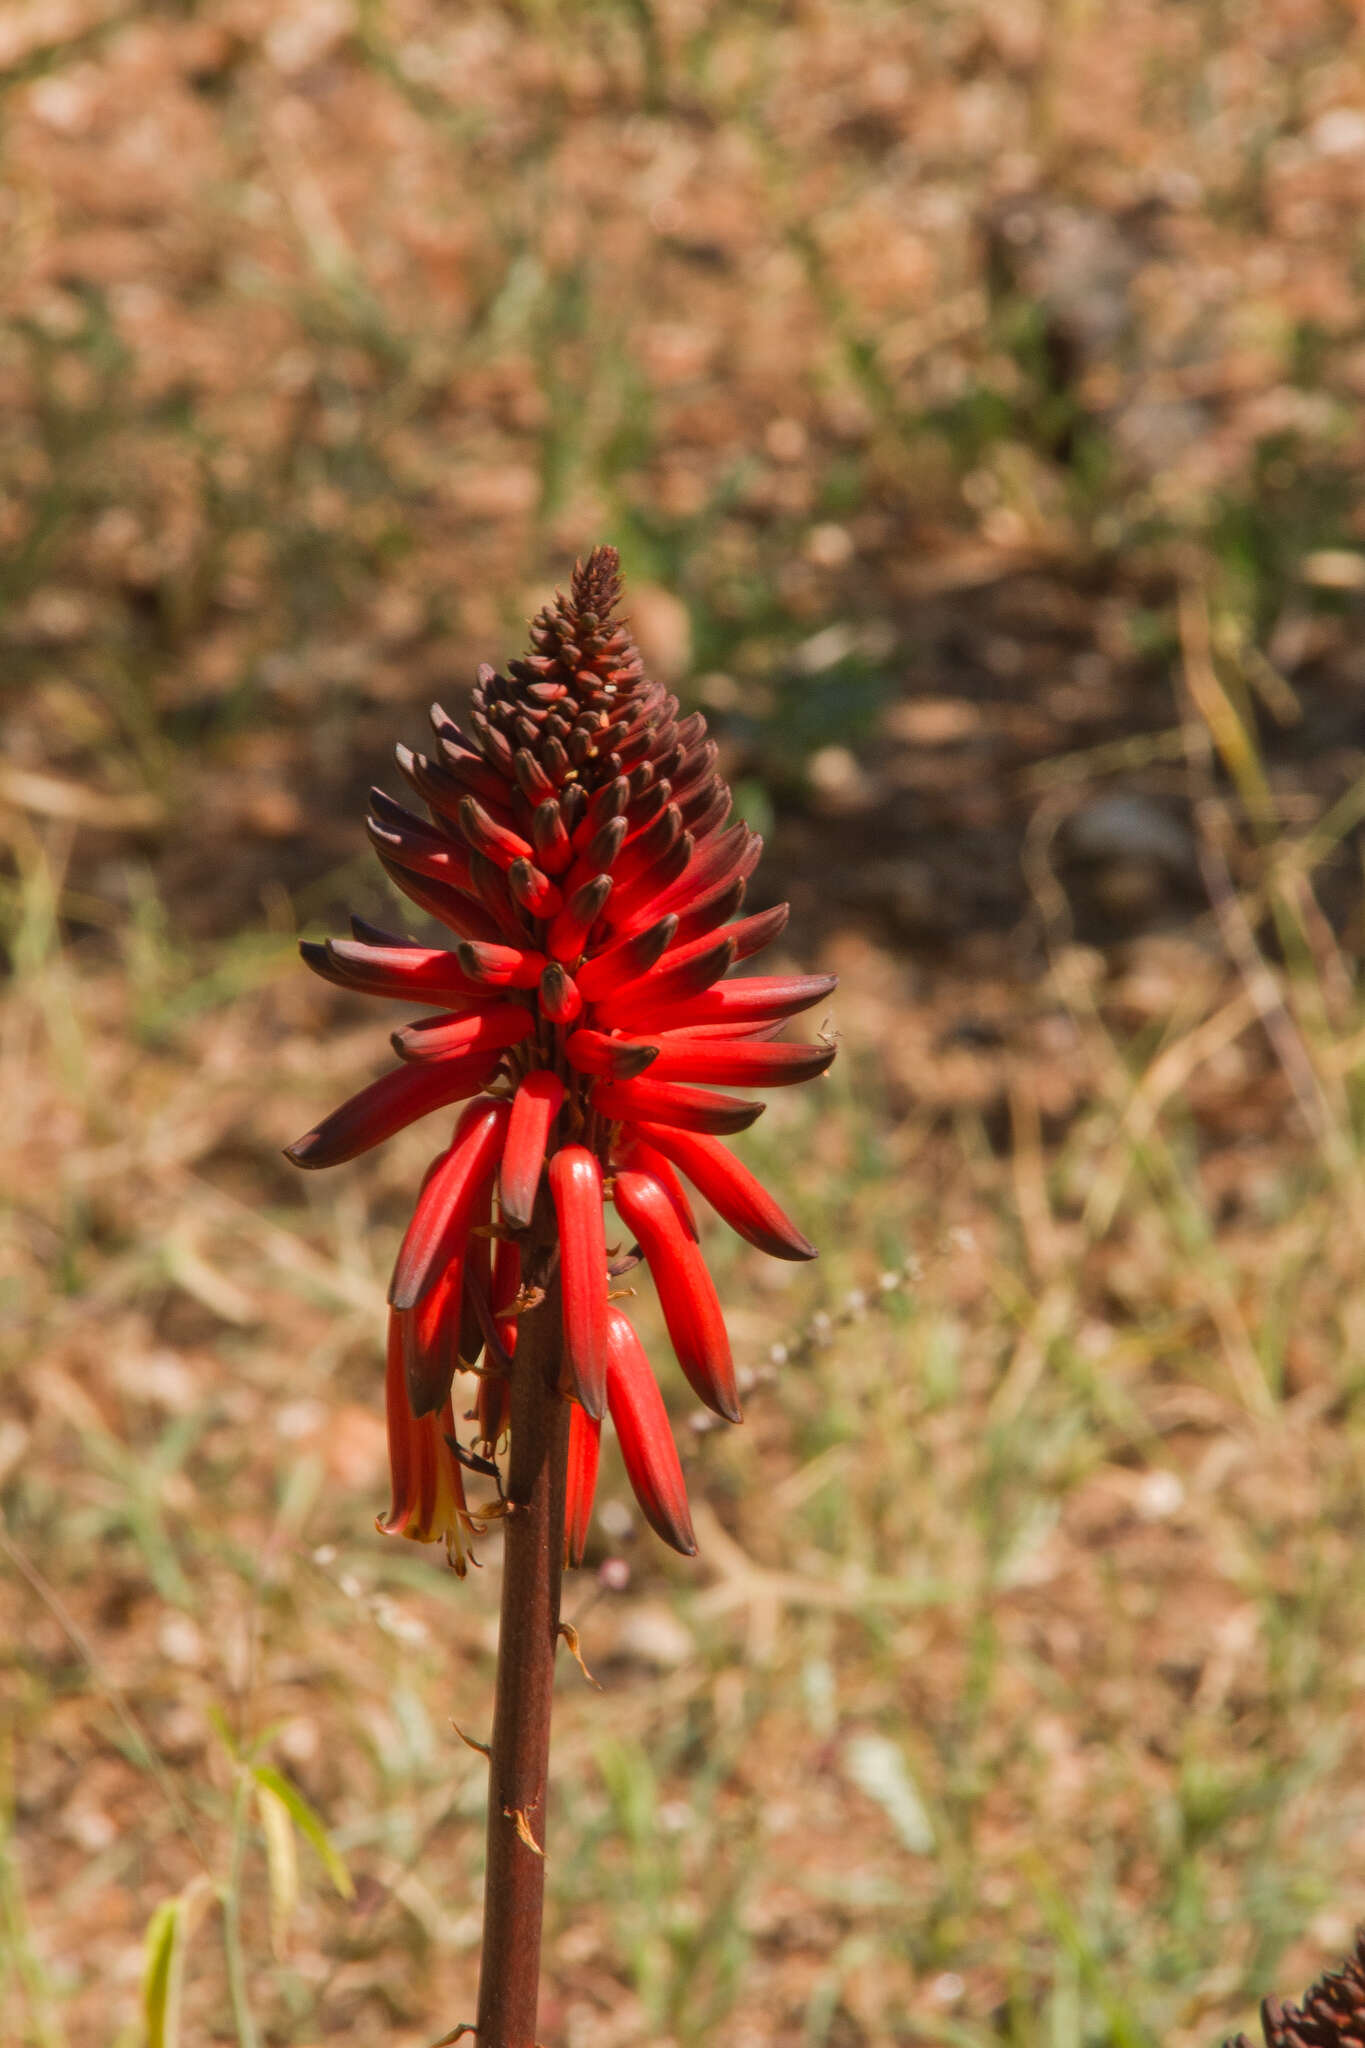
[6,1,1365,2043]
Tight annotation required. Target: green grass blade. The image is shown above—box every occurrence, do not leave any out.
[142,1898,184,2048]
[251,1763,354,1900]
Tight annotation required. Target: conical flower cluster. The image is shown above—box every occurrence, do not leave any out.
[287,548,835,1571]
[1227,1934,1365,2048]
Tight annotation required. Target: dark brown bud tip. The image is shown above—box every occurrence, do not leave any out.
[350,916,415,947]
[283,1133,324,1168]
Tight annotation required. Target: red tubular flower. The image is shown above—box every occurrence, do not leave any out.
[286,547,836,1565]
[548,1145,610,1419]
[588,1076,765,1134]
[387,1096,509,1315]
[499,1070,565,1231]
[391,1003,535,1064]
[564,1403,602,1568]
[611,1167,739,1421]
[400,1254,464,1417]
[474,1236,520,1452]
[629,1121,815,1260]
[605,1307,696,1555]
[615,1133,698,1239]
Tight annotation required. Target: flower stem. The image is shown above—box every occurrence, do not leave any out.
[475,1218,570,2048]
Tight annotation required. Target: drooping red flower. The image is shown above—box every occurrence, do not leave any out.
[287,547,836,1565]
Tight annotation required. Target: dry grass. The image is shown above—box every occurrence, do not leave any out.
[6,3,1365,2045]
